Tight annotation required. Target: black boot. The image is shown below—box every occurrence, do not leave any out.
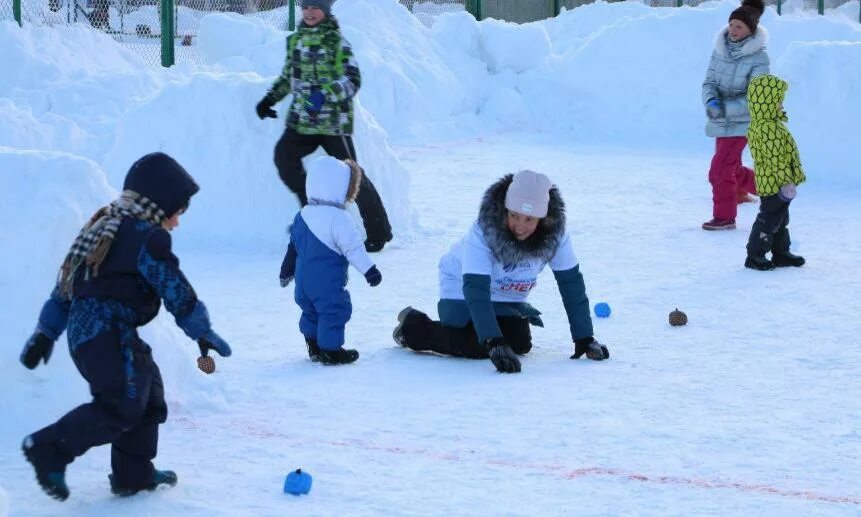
[22,435,70,501]
[305,338,321,362]
[772,228,805,267]
[318,347,359,365]
[746,222,775,271]
[392,306,417,348]
[109,469,177,497]
[745,255,775,271]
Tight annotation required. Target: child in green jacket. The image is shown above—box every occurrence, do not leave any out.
[744,74,807,270]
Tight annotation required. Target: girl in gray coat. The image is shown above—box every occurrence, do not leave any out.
[701,0,769,231]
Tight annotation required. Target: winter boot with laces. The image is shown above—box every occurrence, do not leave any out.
[22,435,70,501]
[318,347,359,365]
[109,469,178,497]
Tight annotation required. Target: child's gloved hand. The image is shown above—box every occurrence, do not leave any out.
[706,98,724,120]
[256,95,277,119]
[20,332,54,369]
[571,337,610,360]
[304,90,326,113]
[198,329,232,357]
[280,275,293,288]
[364,266,382,287]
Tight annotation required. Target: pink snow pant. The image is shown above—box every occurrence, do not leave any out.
[708,136,757,220]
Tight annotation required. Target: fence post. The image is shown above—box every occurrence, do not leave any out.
[13,0,22,26]
[776,0,781,15]
[160,0,175,67]
[554,0,560,16]
[676,0,683,7]
[288,0,295,31]
[817,0,823,14]
[466,0,482,20]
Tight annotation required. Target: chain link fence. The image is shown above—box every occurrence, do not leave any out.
[3,0,858,68]
[1,0,295,65]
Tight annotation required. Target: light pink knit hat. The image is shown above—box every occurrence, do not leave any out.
[504,170,552,218]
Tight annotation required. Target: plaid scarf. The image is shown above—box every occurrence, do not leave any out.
[58,190,166,298]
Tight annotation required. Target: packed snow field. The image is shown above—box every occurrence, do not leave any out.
[2,0,860,514]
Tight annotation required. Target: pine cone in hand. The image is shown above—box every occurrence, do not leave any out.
[197,355,216,374]
[669,308,688,327]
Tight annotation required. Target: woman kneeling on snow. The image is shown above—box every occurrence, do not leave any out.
[393,170,609,373]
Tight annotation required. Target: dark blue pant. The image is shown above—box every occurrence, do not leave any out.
[30,329,167,489]
[746,193,791,258]
[296,284,352,351]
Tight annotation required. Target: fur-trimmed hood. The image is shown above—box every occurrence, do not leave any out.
[306,156,362,208]
[477,174,566,266]
[713,25,768,58]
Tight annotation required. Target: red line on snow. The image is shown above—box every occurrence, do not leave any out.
[220,419,861,506]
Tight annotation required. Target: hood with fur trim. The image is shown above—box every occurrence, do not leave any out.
[477,174,566,266]
[713,25,768,59]
[306,156,362,208]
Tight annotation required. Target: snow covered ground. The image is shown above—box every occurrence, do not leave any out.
[2,0,860,515]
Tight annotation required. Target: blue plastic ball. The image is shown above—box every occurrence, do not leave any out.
[284,468,312,495]
[594,302,611,318]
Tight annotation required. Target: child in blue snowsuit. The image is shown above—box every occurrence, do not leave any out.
[280,156,382,365]
[19,152,233,501]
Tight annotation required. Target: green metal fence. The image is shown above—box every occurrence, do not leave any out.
[3,0,298,66]
[400,0,859,22]
[4,0,859,68]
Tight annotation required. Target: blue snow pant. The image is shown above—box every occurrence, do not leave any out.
[29,328,167,490]
[295,286,352,351]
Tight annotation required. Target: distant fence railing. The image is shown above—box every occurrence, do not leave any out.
[3,0,858,69]
[401,0,860,23]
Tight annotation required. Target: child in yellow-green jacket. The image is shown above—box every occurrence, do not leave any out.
[744,74,807,271]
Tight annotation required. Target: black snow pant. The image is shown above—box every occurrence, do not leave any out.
[29,329,168,490]
[400,308,532,358]
[274,128,393,249]
[746,193,792,259]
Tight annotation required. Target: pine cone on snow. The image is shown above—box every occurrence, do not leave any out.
[197,355,216,374]
[669,308,688,327]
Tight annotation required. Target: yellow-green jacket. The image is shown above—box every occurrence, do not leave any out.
[747,74,806,196]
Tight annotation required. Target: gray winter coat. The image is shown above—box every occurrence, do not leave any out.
[702,26,770,138]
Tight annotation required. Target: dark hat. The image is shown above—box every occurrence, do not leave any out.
[301,0,332,15]
[729,0,764,33]
[123,152,199,217]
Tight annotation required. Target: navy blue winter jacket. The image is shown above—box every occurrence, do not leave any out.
[35,153,214,349]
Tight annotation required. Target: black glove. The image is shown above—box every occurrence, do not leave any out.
[486,337,521,373]
[364,265,382,287]
[256,95,277,120]
[571,338,609,360]
[20,332,55,369]
[198,329,232,357]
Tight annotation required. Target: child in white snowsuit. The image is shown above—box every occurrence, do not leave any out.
[280,156,382,364]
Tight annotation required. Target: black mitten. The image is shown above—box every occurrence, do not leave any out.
[364,265,382,287]
[486,337,521,373]
[256,95,277,120]
[571,337,609,360]
[20,332,55,369]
